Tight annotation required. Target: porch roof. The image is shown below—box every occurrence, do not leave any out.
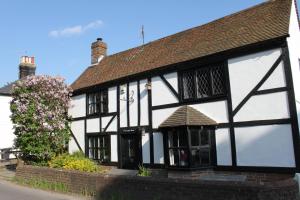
[159,105,217,128]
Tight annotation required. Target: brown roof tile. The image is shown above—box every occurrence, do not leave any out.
[72,0,293,91]
[159,105,217,128]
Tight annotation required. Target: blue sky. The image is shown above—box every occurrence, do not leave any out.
[0,0,298,86]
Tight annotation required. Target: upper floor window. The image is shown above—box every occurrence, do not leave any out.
[88,89,108,115]
[180,64,226,101]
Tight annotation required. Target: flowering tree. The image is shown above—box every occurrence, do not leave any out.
[10,75,72,164]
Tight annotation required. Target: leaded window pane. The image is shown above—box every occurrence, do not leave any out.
[200,131,209,146]
[191,129,200,147]
[182,71,195,99]
[196,68,211,98]
[181,64,226,101]
[211,66,225,95]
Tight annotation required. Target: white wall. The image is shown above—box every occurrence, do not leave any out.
[142,133,150,164]
[234,92,290,122]
[190,101,229,123]
[235,125,295,167]
[152,107,179,129]
[139,79,149,126]
[69,94,86,118]
[287,0,300,131]
[110,134,118,162]
[108,87,117,113]
[102,116,117,132]
[151,72,179,106]
[228,48,282,110]
[153,132,164,164]
[69,120,85,154]
[129,82,138,127]
[0,96,14,149]
[258,61,286,90]
[215,128,232,166]
[86,118,100,133]
[119,84,127,127]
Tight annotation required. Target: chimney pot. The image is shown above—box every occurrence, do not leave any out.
[19,56,36,79]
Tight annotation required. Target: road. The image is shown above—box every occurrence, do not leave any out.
[0,179,88,200]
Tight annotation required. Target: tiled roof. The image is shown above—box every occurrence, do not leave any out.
[159,105,217,128]
[71,0,293,91]
[0,82,15,95]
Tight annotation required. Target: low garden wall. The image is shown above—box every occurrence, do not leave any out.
[16,165,299,200]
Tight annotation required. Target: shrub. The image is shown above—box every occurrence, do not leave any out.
[63,159,98,172]
[10,75,72,164]
[49,152,99,173]
[138,165,151,177]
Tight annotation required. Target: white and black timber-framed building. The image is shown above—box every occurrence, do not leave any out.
[69,0,300,173]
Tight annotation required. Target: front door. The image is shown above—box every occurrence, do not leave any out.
[121,134,139,169]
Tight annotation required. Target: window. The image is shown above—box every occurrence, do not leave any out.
[168,129,189,167]
[88,135,110,162]
[181,64,226,101]
[88,89,108,115]
[190,128,211,167]
[166,127,214,168]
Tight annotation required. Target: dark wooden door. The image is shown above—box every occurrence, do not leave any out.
[121,134,139,169]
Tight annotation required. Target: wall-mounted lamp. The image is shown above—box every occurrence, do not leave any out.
[145,82,152,90]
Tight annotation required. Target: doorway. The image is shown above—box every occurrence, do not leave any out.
[121,133,140,169]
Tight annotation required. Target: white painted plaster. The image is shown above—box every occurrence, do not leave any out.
[0,96,14,149]
[142,133,150,164]
[163,72,178,92]
[69,120,85,154]
[235,125,295,167]
[111,135,118,162]
[86,118,100,133]
[101,116,111,132]
[287,0,300,132]
[228,48,282,110]
[234,92,290,122]
[215,128,232,166]
[151,75,178,106]
[190,100,229,123]
[259,61,286,90]
[119,84,127,127]
[139,79,149,126]
[129,82,138,127]
[108,87,117,113]
[102,116,117,132]
[152,107,179,129]
[68,94,86,118]
[153,132,164,164]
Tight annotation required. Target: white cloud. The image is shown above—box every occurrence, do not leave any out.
[49,20,103,38]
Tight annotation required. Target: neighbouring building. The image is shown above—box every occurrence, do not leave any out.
[0,56,36,158]
[69,0,300,173]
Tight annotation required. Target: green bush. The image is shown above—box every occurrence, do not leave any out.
[49,151,99,173]
[138,165,151,177]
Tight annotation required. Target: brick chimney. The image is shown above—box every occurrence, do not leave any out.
[91,38,107,65]
[19,56,36,79]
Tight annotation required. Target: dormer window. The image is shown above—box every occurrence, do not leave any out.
[87,89,108,115]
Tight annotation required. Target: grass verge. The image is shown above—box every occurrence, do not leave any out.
[12,177,69,193]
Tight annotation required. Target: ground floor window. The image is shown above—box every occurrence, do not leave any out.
[167,127,214,168]
[88,135,110,163]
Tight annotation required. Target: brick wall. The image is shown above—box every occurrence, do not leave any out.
[16,165,299,200]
